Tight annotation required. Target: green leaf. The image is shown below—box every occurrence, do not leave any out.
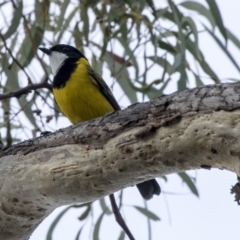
[80,4,89,44]
[161,176,168,182]
[158,40,178,54]
[178,172,199,197]
[46,203,91,240]
[146,0,156,16]
[18,25,44,67]
[204,25,240,73]
[180,1,215,28]
[118,231,125,240]
[55,0,69,31]
[78,205,91,220]
[169,1,186,53]
[227,29,240,50]
[91,54,103,77]
[73,23,84,50]
[75,226,84,240]
[170,53,183,74]
[56,7,79,44]
[186,38,220,83]
[2,61,37,131]
[205,0,227,42]
[116,34,139,78]
[181,16,201,60]
[178,67,187,91]
[35,0,50,26]
[9,33,19,52]
[99,198,112,215]
[194,73,204,87]
[148,56,172,74]
[103,52,138,104]
[3,1,23,39]
[134,206,160,221]
[145,86,163,100]
[93,212,105,240]
[155,78,172,96]
[155,7,169,19]
[92,42,137,104]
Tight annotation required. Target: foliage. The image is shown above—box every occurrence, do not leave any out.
[0,0,239,239]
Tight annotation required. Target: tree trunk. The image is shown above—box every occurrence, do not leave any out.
[1,82,240,240]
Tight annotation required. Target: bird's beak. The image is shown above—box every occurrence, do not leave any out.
[39,47,51,55]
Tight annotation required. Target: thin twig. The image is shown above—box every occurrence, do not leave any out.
[144,201,152,240]
[0,33,33,84]
[0,81,52,100]
[109,194,135,240]
[118,190,123,210]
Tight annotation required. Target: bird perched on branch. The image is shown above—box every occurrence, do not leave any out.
[39,44,161,200]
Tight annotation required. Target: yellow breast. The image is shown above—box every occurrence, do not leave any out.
[53,59,114,124]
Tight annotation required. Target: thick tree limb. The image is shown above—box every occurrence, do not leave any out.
[1,82,240,239]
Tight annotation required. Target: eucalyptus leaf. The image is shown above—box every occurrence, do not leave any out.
[186,38,220,83]
[3,1,23,39]
[55,0,70,31]
[180,1,215,28]
[118,231,125,240]
[18,25,44,67]
[148,56,172,74]
[178,67,187,91]
[227,29,240,49]
[134,206,160,221]
[75,226,84,240]
[178,172,199,197]
[204,25,240,73]
[56,7,79,44]
[182,16,201,60]
[99,198,112,215]
[194,73,204,87]
[205,0,227,42]
[93,212,105,240]
[80,4,89,44]
[103,52,138,104]
[46,204,88,240]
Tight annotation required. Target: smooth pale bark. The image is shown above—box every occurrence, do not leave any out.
[1,82,240,240]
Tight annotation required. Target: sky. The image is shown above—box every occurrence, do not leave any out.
[25,1,240,240]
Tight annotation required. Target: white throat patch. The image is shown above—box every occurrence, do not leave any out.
[49,51,68,76]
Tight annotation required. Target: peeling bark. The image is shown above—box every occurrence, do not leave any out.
[1,82,240,239]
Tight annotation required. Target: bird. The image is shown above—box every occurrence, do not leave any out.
[39,44,161,200]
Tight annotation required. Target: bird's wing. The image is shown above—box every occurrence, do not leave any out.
[87,66,121,111]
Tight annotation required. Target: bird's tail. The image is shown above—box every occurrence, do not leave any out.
[136,179,161,200]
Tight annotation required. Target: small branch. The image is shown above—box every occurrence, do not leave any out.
[0,33,33,84]
[144,201,152,240]
[109,194,135,240]
[0,81,52,100]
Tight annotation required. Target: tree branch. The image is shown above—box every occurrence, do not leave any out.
[1,82,240,240]
[109,194,135,240]
[0,33,32,83]
[0,81,52,100]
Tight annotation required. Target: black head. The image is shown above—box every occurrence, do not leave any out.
[39,44,86,59]
[50,44,86,58]
[39,44,87,75]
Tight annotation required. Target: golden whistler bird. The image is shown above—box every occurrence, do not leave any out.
[39,44,161,200]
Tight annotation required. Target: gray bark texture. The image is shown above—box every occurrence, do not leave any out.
[1,82,240,240]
